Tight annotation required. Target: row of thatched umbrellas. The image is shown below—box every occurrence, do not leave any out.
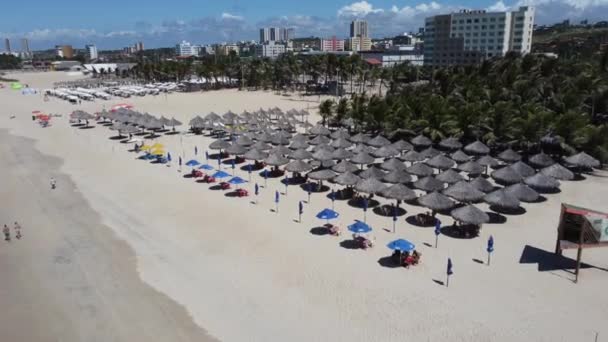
[92,108,184,136]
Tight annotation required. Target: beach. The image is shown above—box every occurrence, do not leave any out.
[1,71,608,342]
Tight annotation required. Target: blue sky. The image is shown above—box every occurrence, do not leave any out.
[2,0,607,50]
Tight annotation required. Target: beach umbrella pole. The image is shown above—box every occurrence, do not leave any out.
[487,252,491,266]
[446,274,450,287]
[435,235,439,248]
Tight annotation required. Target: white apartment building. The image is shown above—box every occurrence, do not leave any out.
[85,44,98,60]
[346,37,372,52]
[424,6,535,66]
[350,19,369,38]
[255,41,285,58]
[175,41,200,57]
[259,27,295,43]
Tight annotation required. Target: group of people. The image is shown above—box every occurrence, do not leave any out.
[3,222,22,241]
[391,250,421,268]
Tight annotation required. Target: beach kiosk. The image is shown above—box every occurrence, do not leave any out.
[555,203,608,283]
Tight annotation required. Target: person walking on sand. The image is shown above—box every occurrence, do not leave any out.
[3,224,10,241]
[50,177,56,189]
[14,222,21,240]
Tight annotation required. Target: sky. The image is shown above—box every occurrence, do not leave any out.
[1,0,607,50]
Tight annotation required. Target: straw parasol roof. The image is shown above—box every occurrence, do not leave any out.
[477,155,500,167]
[244,148,268,161]
[350,132,370,144]
[420,147,441,159]
[332,160,359,173]
[289,139,309,150]
[251,141,272,151]
[359,166,386,179]
[292,133,308,142]
[406,162,434,177]
[225,143,247,155]
[256,132,273,142]
[541,163,574,181]
[439,137,463,151]
[209,139,231,150]
[289,148,313,160]
[312,148,334,161]
[401,150,424,163]
[381,158,406,171]
[332,148,354,160]
[309,124,331,136]
[334,172,361,186]
[355,177,387,194]
[427,154,456,170]
[235,135,254,146]
[271,135,290,146]
[352,144,374,154]
[470,176,495,193]
[464,140,490,155]
[451,205,489,225]
[451,150,471,163]
[367,135,391,147]
[505,183,539,202]
[270,145,291,156]
[491,166,524,184]
[511,161,536,178]
[351,152,375,165]
[167,117,182,127]
[391,139,413,152]
[528,152,555,168]
[418,192,455,211]
[330,129,350,140]
[524,173,561,190]
[414,176,445,192]
[330,138,353,149]
[381,184,417,201]
[383,169,413,184]
[309,135,331,145]
[285,160,313,173]
[436,168,465,184]
[372,145,400,158]
[564,152,600,168]
[308,169,337,181]
[484,189,520,209]
[313,144,334,152]
[497,148,521,163]
[458,161,485,175]
[264,153,289,166]
[411,134,432,148]
[444,181,486,204]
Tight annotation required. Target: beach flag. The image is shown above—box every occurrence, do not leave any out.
[434,219,442,248]
[447,258,453,287]
[362,197,368,223]
[307,183,312,203]
[247,164,252,181]
[167,152,172,162]
[231,159,235,170]
[487,235,494,266]
[254,183,259,204]
[179,156,182,168]
[195,146,198,155]
[284,175,289,195]
[264,169,268,187]
[275,190,280,213]
[329,189,336,209]
[298,201,303,223]
[392,204,397,233]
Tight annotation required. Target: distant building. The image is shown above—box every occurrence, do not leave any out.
[292,37,321,51]
[136,41,144,51]
[21,38,30,54]
[359,47,425,67]
[255,41,285,58]
[350,19,369,38]
[321,37,345,52]
[55,45,74,58]
[85,44,98,60]
[285,28,295,41]
[424,6,535,66]
[216,43,239,56]
[4,38,10,53]
[176,41,200,57]
[50,60,81,71]
[259,27,294,43]
[346,37,372,52]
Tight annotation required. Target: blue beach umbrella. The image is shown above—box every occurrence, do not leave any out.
[186,159,200,167]
[228,176,246,185]
[487,235,494,265]
[199,164,214,170]
[212,170,231,179]
[348,220,372,234]
[316,208,339,221]
[387,239,415,253]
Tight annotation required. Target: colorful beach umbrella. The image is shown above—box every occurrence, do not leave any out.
[316,208,339,221]
[186,160,200,167]
[212,170,231,179]
[228,176,247,185]
[199,164,214,170]
[348,220,372,234]
[387,239,415,252]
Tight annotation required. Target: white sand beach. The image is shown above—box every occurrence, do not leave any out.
[1,71,608,342]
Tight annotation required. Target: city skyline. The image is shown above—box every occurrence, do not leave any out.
[1,0,607,50]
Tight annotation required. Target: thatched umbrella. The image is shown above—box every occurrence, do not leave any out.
[464,140,490,155]
[309,124,331,136]
[511,161,536,178]
[470,176,495,193]
[334,172,361,186]
[524,173,560,190]
[167,117,182,129]
[436,169,465,184]
[332,148,354,160]
[289,139,309,150]
[381,158,406,171]
[367,135,391,148]
[289,148,313,160]
[330,138,353,149]
[383,170,413,184]
[271,145,291,156]
[414,176,445,192]
[477,155,500,168]
[406,163,434,177]
[292,133,308,142]
[372,145,400,158]
[381,184,417,201]
[505,183,539,202]
[420,147,441,159]
[189,116,206,128]
[313,144,334,153]
[225,143,248,155]
[311,160,335,169]
[330,129,350,140]
[351,152,375,165]
[401,150,424,163]
[451,150,471,163]
[235,135,254,146]
[451,205,489,225]
[271,135,290,146]
[355,177,387,194]
[443,181,485,202]
[251,141,272,151]
[541,163,574,181]
[564,152,600,168]
[418,192,455,211]
[308,169,337,181]
[352,144,374,154]
[256,132,273,143]
[458,161,485,175]
[350,132,370,144]
[529,152,555,168]
[285,160,313,173]
[439,137,462,151]
[427,154,455,170]
[209,139,231,150]
[411,134,432,148]
[359,166,386,179]
[312,148,334,162]
[244,148,269,161]
[391,139,413,152]
[332,160,359,173]
[497,148,521,163]
[264,153,289,166]
[484,189,520,209]
[309,135,331,145]
[491,166,524,185]
[275,130,292,140]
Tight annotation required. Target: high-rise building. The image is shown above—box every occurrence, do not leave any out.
[175,41,200,57]
[350,19,369,38]
[259,27,294,43]
[55,45,74,58]
[424,6,535,66]
[346,37,372,52]
[85,44,98,60]
[255,41,285,58]
[20,38,30,54]
[4,38,10,53]
[285,28,295,41]
[321,37,345,52]
[136,41,144,51]
[260,28,271,43]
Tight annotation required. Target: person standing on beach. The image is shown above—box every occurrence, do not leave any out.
[14,222,22,239]
[50,177,56,189]
[3,224,10,241]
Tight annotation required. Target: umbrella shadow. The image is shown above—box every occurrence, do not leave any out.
[183,174,194,179]
[472,258,485,264]
[440,224,479,239]
[134,131,148,136]
[79,126,95,130]
[109,135,126,140]
[487,211,507,224]
[310,227,329,236]
[145,134,161,139]
[209,185,224,191]
[377,256,402,269]
[405,215,434,227]
[209,152,228,160]
[534,187,561,195]
[432,279,445,286]
[519,245,608,275]
[259,170,284,179]
[404,198,423,207]
[225,191,244,198]
[530,195,548,203]
[373,205,407,217]
[240,163,264,172]
[164,131,180,135]
[195,179,212,184]
[347,198,380,209]
[300,183,330,193]
[283,177,307,186]
[490,205,526,215]
[572,173,587,181]
[71,123,85,127]
[222,158,245,165]
[100,122,114,127]
[339,239,361,250]
[328,188,354,201]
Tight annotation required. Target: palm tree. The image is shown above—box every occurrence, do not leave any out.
[319,99,335,127]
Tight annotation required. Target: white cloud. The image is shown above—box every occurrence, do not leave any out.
[338,1,384,18]
[221,12,244,21]
[487,0,510,11]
